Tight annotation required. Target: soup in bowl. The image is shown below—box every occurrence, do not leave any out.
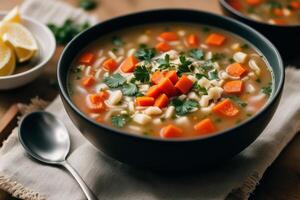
[58,9,284,170]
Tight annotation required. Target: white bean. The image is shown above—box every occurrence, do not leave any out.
[107,90,122,105]
[233,52,248,64]
[133,113,152,125]
[144,106,162,116]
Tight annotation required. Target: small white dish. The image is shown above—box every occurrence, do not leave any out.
[0,12,56,90]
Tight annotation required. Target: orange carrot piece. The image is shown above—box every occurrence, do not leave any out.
[82,76,95,87]
[136,96,155,106]
[272,18,286,25]
[79,53,95,65]
[246,0,262,6]
[89,94,103,104]
[151,71,165,85]
[194,118,217,135]
[154,93,169,108]
[158,78,177,97]
[273,8,284,17]
[160,124,183,138]
[175,75,194,94]
[120,55,138,73]
[146,85,162,98]
[213,99,239,117]
[205,33,226,46]
[89,101,106,113]
[103,58,118,72]
[226,63,247,77]
[223,80,244,95]
[99,90,109,100]
[290,1,300,10]
[165,70,178,84]
[227,0,243,10]
[187,34,200,48]
[155,42,171,52]
[159,32,178,41]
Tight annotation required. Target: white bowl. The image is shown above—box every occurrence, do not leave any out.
[0,13,56,90]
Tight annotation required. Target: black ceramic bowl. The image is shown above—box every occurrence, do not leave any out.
[219,0,300,61]
[58,9,284,170]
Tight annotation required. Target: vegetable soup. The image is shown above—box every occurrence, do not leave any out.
[68,23,273,139]
[227,0,300,25]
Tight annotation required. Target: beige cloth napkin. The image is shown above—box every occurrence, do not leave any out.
[1,0,300,200]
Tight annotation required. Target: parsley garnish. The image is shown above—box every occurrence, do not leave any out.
[202,27,211,32]
[104,73,126,88]
[241,43,250,50]
[211,53,226,62]
[193,83,208,95]
[201,61,214,71]
[189,49,204,60]
[111,114,130,128]
[157,54,171,69]
[122,83,138,96]
[135,46,156,63]
[79,0,97,10]
[229,96,248,108]
[208,70,219,80]
[171,98,198,116]
[178,55,192,75]
[112,36,123,46]
[134,66,150,83]
[195,73,208,80]
[261,82,272,96]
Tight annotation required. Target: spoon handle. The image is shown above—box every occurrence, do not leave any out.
[61,161,98,200]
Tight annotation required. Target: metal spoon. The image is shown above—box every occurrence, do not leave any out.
[19,111,98,200]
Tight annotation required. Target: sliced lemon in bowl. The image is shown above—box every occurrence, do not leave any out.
[0,22,38,63]
[0,40,15,76]
[2,6,21,24]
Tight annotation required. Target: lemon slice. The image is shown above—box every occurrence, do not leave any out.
[0,40,15,76]
[2,7,21,24]
[1,22,38,62]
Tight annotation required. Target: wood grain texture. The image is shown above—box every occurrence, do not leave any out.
[0,0,299,199]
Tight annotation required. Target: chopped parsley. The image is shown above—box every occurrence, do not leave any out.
[79,0,97,10]
[171,98,198,116]
[104,73,126,88]
[157,54,171,69]
[111,114,130,128]
[112,36,124,46]
[177,55,192,75]
[135,46,156,63]
[208,70,219,80]
[241,43,250,50]
[134,65,150,83]
[202,27,211,32]
[201,61,214,71]
[122,83,138,96]
[189,49,204,60]
[229,96,248,108]
[211,53,226,62]
[195,73,208,80]
[261,82,272,96]
[193,83,208,95]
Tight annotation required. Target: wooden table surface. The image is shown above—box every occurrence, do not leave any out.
[0,0,299,199]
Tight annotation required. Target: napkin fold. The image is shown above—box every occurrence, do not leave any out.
[1,0,300,200]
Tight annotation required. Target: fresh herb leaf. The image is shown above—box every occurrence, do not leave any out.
[193,83,208,95]
[112,36,123,46]
[229,96,248,107]
[241,43,250,50]
[267,1,282,9]
[178,55,192,75]
[171,99,198,116]
[157,54,171,69]
[261,82,272,96]
[189,49,204,60]
[135,46,156,62]
[201,61,214,71]
[202,27,211,32]
[104,73,126,88]
[122,83,138,96]
[79,0,97,10]
[211,53,226,62]
[134,66,150,83]
[135,91,144,97]
[111,114,130,128]
[195,73,208,79]
[208,70,219,80]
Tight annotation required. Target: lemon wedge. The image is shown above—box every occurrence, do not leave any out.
[2,6,21,24]
[0,22,38,62]
[0,40,15,76]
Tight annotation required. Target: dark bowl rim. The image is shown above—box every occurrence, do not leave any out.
[219,0,300,28]
[57,8,284,143]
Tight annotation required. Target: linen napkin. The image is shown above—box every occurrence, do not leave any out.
[1,0,300,200]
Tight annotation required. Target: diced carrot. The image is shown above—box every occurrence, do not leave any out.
[272,18,286,25]
[136,96,155,106]
[159,32,178,41]
[165,70,178,84]
[89,101,106,113]
[205,33,226,46]
[273,8,284,17]
[79,53,95,65]
[187,34,200,48]
[194,118,217,135]
[226,63,247,77]
[158,78,177,97]
[160,124,183,138]
[223,80,243,95]
[154,93,169,108]
[82,76,95,87]
[89,94,103,104]
[99,90,109,100]
[290,1,300,10]
[213,99,239,117]
[175,75,194,94]
[146,85,162,98]
[96,116,104,123]
[151,71,164,85]
[103,58,118,72]
[246,0,262,6]
[120,55,138,73]
[227,0,243,10]
[155,42,171,52]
